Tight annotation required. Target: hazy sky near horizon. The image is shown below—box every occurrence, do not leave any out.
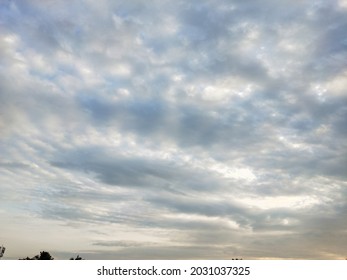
[1,0,347,259]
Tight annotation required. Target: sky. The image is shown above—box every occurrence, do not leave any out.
[0,0,346,260]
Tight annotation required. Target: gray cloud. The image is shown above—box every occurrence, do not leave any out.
[1,0,346,259]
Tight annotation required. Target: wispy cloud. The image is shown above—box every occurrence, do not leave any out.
[1,0,346,259]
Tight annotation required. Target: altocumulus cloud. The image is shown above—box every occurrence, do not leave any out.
[0,0,347,259]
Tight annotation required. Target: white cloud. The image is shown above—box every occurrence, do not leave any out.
[1,0,347,260]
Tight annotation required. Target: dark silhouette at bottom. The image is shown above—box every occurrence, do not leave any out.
[19,251,84,260]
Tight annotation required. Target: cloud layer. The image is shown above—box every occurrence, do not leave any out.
[1,0,347,259]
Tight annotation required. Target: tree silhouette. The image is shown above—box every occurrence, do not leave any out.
[19,251,85,260]
[70,255,84,260]
[0,246,5,259]
[19,251,54,260]
[38,251,54,260]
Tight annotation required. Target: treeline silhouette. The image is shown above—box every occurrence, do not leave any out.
[18,251,242,260]
[19,251,84,260]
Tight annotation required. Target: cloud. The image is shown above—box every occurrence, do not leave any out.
[92,240,156,248]
[1,0,347,259]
